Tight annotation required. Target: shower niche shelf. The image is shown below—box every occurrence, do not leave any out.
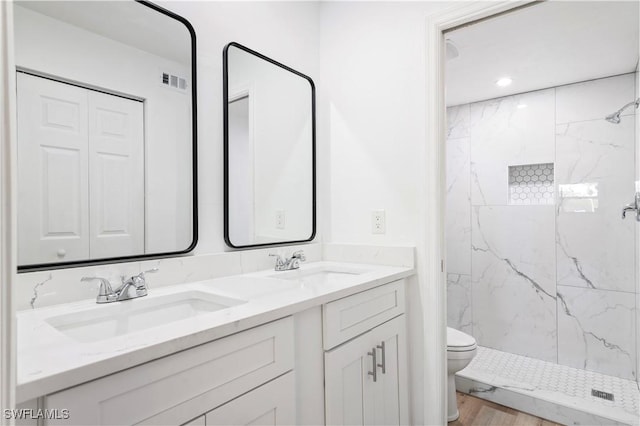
[508,163,554,205]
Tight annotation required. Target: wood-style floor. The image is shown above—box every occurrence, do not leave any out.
[449,392,563,426]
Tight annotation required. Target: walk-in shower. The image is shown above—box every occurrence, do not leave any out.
[444,1,639,423]
[445,73,640,424]
[605,98,640,123]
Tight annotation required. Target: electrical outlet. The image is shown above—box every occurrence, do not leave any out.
[276,210,285,229]
[372,210,385,234]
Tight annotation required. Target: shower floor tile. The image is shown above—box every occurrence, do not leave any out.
[456,346,640,425]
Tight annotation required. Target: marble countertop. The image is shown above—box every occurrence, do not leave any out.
[16,261,414,403]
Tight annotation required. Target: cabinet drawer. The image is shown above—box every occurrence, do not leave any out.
[323,280,405,350]
[205,372,295,426]
[44,317,294,426]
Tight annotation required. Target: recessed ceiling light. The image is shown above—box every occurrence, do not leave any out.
[517,103,527,109]
[496,77,512,87]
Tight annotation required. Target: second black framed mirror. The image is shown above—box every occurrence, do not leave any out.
[223,42,316,249]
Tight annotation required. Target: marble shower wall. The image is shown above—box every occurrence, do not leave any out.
[446,73,638,381]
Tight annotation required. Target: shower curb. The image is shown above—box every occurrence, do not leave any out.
[455,374,637,425]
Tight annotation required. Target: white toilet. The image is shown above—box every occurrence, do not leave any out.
[446,327,477,422]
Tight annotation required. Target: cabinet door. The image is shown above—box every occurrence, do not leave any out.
[44,318,294,426]
[324,326,375,425]
[324,315,407,426]
[17,72,90,265]
[88,91,144,259]
[367,316,408,426]
[205,373,295,426]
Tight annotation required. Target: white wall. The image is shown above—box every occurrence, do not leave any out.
[157,1,321,254]
[14,5,192,254]
[0,0,17,413]
[318,2,450,424]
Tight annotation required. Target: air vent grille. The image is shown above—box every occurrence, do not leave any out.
[160,71,187,92]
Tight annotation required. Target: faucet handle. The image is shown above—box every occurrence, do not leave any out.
[130,268,159,288]
[140,267,159,277]
[81,277,116,303]
[622,192,640,220]
[291,250,306,261]
[269,253,284,262]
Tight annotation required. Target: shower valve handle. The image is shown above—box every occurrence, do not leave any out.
[621,192,640,221]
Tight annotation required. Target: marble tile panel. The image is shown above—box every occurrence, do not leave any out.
[471,205,557,362]
[239,243,322,273]
[557,285,637,381]
[143,253,243,287]
[556,73,636,124]
[15,261,142,311]
[637,289,640,387]
[446,273,472,335]
[447,104,470,139]
[556,119,636,293]
[470,89,555,206]
[321,243,415,268]
[446,137,471,274]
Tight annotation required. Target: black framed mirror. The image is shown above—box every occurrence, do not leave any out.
[223,42,316,249]
[15,1,197,271]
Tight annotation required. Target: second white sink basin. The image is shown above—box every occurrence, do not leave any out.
[268,264,371,285]
[45,290,246,343]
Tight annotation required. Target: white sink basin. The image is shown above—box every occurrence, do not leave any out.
[45,290,246,343]
[268,264,371,285]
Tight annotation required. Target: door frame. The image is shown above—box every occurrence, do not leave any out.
[422,2,535,423]
[0,0,17,417]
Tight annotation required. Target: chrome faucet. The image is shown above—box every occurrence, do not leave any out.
[269,250,306,271]
[82,268,158,304]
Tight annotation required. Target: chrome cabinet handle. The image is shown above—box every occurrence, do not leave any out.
[377,341,386,374]
[368,348,377,382]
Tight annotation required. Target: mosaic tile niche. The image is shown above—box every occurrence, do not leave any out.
[509,163,555,205]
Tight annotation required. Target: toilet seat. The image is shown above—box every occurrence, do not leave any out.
[447,327,477,352]
[448,343,477,352]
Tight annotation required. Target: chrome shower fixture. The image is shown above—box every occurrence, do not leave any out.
[605,98,640,124]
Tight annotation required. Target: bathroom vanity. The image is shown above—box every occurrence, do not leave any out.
[12,2,411,425]
[16,261,413,426]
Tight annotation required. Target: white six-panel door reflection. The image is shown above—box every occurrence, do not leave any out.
[17,72,144,265]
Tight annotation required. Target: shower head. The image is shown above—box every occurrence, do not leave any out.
[605,98,639,124]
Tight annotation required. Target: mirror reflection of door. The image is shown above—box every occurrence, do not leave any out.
[228,92,254,246]
[17,73,144,265]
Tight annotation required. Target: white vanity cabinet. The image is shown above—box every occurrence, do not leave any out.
[43,317,294,426]
[23,274,412,426]
[323,280,408,426]
[204,372,295,425]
